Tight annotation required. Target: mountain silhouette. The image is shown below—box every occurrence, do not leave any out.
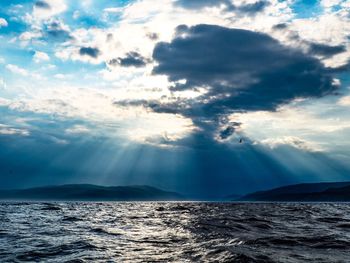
[0,184,184,201]
[238,182,350,202]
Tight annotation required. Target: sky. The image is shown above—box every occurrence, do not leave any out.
[0,0,350,198]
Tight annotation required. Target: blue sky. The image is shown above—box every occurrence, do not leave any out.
[0,0,349,197]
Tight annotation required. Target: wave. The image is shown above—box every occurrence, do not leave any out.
[1,202,349,262]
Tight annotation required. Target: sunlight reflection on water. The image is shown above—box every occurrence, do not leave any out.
[1,202,350,262]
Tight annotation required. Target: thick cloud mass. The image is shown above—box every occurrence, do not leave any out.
[44,21,72,42]
[108,52,148,67]
[79,47,100,58]
[35,1,51,9]
[175,0,269,14]
[151,24,337,123]
[309,43,346,57]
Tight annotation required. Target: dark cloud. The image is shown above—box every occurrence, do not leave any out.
[308,43,346,57]
[117,24,338,139]
[174,0,269,14]
[108,52,148,67]
[35,1,51,9]
[219,126,235,140]
[79,47,101,58]
[272,23,288,30]
[235,1,269,13]
[44,21,72,42]
[106,33,114,42]
[153,24,336,110]
[146,32,159,41]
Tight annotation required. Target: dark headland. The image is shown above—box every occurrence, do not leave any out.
[0,184,184,201]
[238,181,350,202]
[2,181,350,201]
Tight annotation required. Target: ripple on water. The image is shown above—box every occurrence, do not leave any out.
[0,202,350,262]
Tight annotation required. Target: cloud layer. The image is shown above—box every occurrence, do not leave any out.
[118,24,339,139]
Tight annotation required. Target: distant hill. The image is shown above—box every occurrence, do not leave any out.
[239,182,350,202]
[0,184,184,201]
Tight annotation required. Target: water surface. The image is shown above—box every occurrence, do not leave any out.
[1,202,350,262]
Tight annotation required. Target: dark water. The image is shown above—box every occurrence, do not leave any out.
[1,202,350,262]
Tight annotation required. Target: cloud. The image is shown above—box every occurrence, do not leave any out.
[0,124,29,136]
[308,42,346,57]
[236,1,270,14]
[34,1,51,9]
[6,64,29,76]
[259,136,323,152]
[18,19,72,44]
[272,23,288,30]
[321,0,342,8]
[65,125,90,135]
[152,24,336,111]
[44,20,72,41]
[0,78,6,88]
[33,0,67,20]
[0,18,8,27]
[54,73,68,79]
[174,0,232,9]
[33,51,50,63]
[19,31,42,42]
[113,24,339,140]
[218,122,241,140]
[229,100,350,154]
[174,0,269,14]
[338,96,350,106]
[146,32,159,41]
[108,52,149,68]
[103,7,124,13]
[79,47,101,58]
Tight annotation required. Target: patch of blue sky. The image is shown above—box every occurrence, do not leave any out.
[0,42,35,65]
[0,0,33,9]
[62,0,134,30]
[73,15,108,28]
[0,9,28,36]
[291,0,323,19]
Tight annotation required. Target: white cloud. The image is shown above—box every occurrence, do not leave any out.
[65,125,90,134]
[19,31,42,42]
[0,78,7,94]
[6,64,29,76]
[103,7,124,13]
[4,85,195,143]
[338,96,350,106]
[33,0,67,20]
[290,13,350,46]
[0,18,8,27]
[33,51,50,63]
[321,0,342,8]
[0,78,7,91]
[54,74,67,79]
[73,10,80,20]
[56,0,292,69]
[1,0,349,148]
[230,99,350,153]
[259,136,323,152]
[0,124,29,136]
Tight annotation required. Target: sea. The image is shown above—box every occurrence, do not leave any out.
[1,202,350,262]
